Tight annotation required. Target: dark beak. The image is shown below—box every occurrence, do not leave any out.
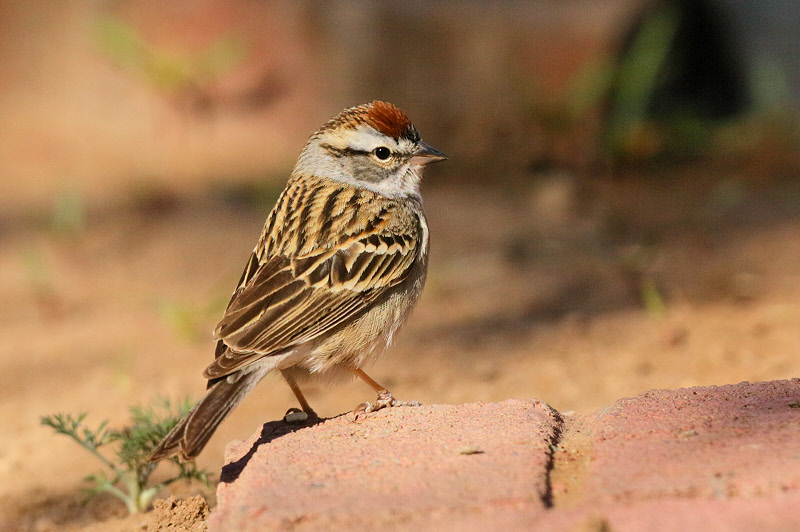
[411,141,448,166]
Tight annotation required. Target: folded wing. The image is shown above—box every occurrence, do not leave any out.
[204,220,419,380]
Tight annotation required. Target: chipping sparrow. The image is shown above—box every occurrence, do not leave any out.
[150,101,446,461]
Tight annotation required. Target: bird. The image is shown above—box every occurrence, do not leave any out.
[149,101,446,461]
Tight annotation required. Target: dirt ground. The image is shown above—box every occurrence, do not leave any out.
[2,160,800,530]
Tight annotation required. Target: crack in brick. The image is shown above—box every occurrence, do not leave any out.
[540,405,565,508]
[547,414,594,509]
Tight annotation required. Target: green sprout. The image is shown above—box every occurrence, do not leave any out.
[618,243,667,318]
[41,397,211,515]
[640,275,667,317]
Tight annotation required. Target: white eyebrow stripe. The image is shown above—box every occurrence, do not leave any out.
[334,127,400,153]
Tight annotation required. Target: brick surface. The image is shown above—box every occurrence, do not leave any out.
[210,380,800,531]
[583,379,800,503]
[209,400,562,531]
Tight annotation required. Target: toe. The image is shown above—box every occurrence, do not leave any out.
[351,402,371,421]
[283,408,309,423]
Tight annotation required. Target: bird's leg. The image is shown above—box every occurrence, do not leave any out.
[281,370,318,423]
[351,368,420,419]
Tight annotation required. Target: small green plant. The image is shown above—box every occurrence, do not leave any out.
[41,398,211,514]
[617,243,667,317]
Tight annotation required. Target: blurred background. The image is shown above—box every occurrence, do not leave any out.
[3,0,800,528]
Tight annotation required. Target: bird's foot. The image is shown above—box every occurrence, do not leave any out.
[283,407,317,424]
[352,391,421,420]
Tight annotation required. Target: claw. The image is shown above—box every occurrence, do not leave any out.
[351,402,370,422]
[351,391,420,421]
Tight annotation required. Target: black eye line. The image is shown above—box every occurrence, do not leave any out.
[321,144,369,158]
[321,143,403,162]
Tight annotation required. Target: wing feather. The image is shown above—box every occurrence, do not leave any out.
[203,197,421,380]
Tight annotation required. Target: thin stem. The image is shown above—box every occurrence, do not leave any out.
[65,431,124,478]
[121,471,142,513]
[102,482,138,515]
[138,486,160,511]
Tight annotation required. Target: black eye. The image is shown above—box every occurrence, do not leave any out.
[373,147,391,161]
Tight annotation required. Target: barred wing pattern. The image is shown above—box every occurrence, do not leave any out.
[203,178,421,380]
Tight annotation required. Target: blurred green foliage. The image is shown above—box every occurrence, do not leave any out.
[640,276,667,317]
[20,246,52,296]
[49,188,86,239]
[751,57,794,111]
[93,15,247,96]
[41,397,211,515]
[618,243,667,317]
[603,4,681,159]
[526,3,800,165]
[157,295,228,344]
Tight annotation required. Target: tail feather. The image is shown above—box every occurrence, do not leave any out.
[149,368,268,462]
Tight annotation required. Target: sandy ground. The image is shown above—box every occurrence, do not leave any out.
[2,163,800,530]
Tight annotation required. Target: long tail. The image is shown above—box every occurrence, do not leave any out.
[149,368,267,462]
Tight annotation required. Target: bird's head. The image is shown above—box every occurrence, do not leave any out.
[297,101,447,198]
